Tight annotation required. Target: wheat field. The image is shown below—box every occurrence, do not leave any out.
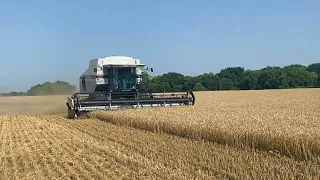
[91,88,320,161]
[0,89,320,179]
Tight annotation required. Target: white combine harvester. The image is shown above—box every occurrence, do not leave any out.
[66,56,195,118]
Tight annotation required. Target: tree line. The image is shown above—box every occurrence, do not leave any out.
[141,63,320,92]
[1,63,319,96]
[0,81,76,96]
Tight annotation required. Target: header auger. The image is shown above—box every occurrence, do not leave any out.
[66,56,195,118]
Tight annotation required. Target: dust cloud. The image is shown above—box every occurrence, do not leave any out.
[0,95,68,115]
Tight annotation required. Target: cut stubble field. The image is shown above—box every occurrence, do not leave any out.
[0,88,320,179]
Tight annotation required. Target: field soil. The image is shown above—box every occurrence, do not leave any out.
[0,89,320,179]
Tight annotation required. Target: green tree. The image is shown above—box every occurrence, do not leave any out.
[220,78,235,90]
[8,92,18,96]
[146,75,171,93]
[156,72,186,92]
[257,67,282,89]
[218,67,245,89]
[197,73,222,90]
[307,63,320,86]
[27,81,76,96]
[192,83,207,91]
[183,76,197,91]
[140,71,151,90]
[278,73,289,89]
[240,70,260,90]
[283,65,317,88]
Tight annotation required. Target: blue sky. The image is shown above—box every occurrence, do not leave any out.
[0,0,319,92]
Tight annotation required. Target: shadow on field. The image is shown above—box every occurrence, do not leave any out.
[89,112,320,162]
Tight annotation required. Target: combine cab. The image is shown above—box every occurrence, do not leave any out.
[66,56,195,118]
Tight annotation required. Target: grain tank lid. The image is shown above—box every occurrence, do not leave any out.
[99,56,145,67]
[102,63,146,68]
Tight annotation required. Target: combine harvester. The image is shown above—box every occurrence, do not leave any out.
[66,56,195,118]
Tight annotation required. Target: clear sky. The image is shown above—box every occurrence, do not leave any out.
[0,0,319,92]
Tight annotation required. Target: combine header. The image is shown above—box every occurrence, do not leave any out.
[66,56,195,118]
